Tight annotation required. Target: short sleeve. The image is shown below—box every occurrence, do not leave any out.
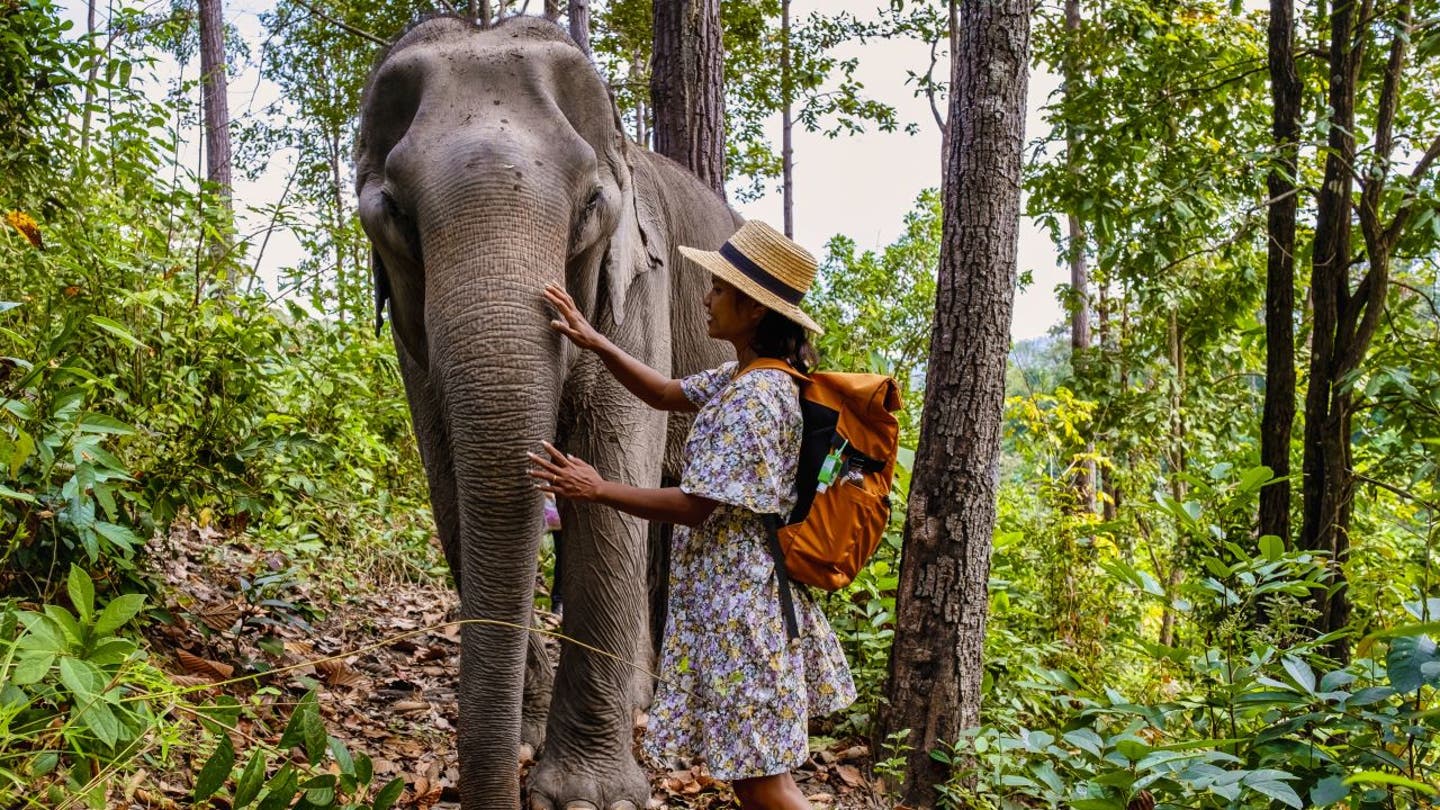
[679,369,799,515]
[680,361,738,407]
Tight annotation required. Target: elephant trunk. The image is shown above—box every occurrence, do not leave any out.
[422,211,568,806]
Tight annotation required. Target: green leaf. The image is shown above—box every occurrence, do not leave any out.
[1311,776,1349,806]
[1343,771,1438,795]
[42,605,83,649]
[193,735,235,803]
[87,638,136,667]
[1387,633,1440,693]
[16,613,67,654]
[1243,771,1303,808]
[0,483,38,503]
[12,652,54,685]
[1063,727,1105,759]
[279,690,327,762]
[87,315,147,349]
[1282,656,1316,694]
[371,778,404,810]
[301,774,336,805]
[328,735,354,776]
[67,565,95,625]
[58,655,106,699]
[93,522,140,553]
[1258,534,1283,562]
[76,413,136,435]
[233,749,267,808]
[93,594,146,637]
[352,753,373,788]
[257,765,298,810]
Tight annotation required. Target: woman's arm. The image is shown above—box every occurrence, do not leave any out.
[544,283,696,413]
[527,442,717,527]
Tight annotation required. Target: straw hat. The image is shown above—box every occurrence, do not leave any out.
[678,220,824,335]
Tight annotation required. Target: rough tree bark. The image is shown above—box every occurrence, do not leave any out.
[544,0,559,23]
[650,0,725,197]
[198,0,232,220]
[877,0,1030,803]
[1302,0,1433,656]
[569,0,590,56]
[1260,0,1300,546]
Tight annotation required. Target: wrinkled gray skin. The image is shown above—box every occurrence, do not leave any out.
[355,16,736,810]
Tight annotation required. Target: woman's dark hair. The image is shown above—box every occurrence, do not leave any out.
[751,309,818,374]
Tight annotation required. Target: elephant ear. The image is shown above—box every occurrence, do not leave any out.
[600,141,666,327]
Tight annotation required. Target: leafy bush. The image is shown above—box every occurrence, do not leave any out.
[940,474,1439,809]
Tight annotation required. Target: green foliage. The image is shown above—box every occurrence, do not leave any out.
[944,495,1440,801]
[0,0,83,186]
[811,188,939,445]
[188,689,404,810]
[591,0,903,200]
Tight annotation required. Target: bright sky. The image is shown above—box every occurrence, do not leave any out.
[59,0,1066,340]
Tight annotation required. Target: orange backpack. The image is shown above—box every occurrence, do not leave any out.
[739,359,903,639]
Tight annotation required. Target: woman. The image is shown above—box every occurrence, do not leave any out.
[527,220,855,809]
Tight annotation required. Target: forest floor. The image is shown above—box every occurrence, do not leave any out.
[139,523,887,809]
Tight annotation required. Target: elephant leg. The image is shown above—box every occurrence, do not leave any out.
[525,406,660,810]
[522,615,555,757]
[395,336,463,589]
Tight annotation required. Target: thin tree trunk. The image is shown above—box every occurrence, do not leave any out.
[1260,0,1299,548]
[1063,0,1093,510]
[198,0,233,235]
[79,0,100,167]
[878,0,1030,803]
[569,0,591,56]
[781,0,794,236]
[1159,308,1187,648]
[650,0,726,197]
[544,0,559,23]
[1098,277,1119,522]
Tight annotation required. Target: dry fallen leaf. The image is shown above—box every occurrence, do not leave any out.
[175,650,233,681]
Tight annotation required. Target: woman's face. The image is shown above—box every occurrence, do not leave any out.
[703,276,766,342]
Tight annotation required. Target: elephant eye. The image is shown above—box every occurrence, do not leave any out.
[382,189,404,219]
[583,187,602,213]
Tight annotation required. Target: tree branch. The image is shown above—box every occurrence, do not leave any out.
[1353,472,1440,512]
[290,0,389,47]
[926,35,946,135]
[1380,132,1440,248]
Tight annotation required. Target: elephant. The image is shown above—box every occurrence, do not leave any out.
[354,15,740,810]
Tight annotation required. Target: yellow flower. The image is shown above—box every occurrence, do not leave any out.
[5,210,42,249]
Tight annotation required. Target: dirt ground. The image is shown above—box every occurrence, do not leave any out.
[141,524,889,809]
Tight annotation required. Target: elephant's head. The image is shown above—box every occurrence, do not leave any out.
[354,16,663,805]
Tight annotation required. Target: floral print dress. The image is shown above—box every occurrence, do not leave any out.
[644,361,856,781]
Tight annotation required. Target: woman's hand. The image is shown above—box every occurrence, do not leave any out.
[527,441,605,502]
[543,282,606,351]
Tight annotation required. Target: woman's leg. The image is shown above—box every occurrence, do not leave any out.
[732,772,811,809]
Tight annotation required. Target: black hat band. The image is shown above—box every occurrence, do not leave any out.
[719,243,805,306]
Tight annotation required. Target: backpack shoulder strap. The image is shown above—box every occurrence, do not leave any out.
[736,357,810,385]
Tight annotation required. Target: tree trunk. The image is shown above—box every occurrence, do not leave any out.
[544,0,559,23]
[79,0,99,167]
[1300,0,1364,654]
[878,0,1030,803]
[781,0,794,236]
[1158,308,1187,648]
[1260,0,1299,548]
[1062,0,1093,510]
[650,0,726,197]
[198,0,232,227]
[569,0,590,56]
